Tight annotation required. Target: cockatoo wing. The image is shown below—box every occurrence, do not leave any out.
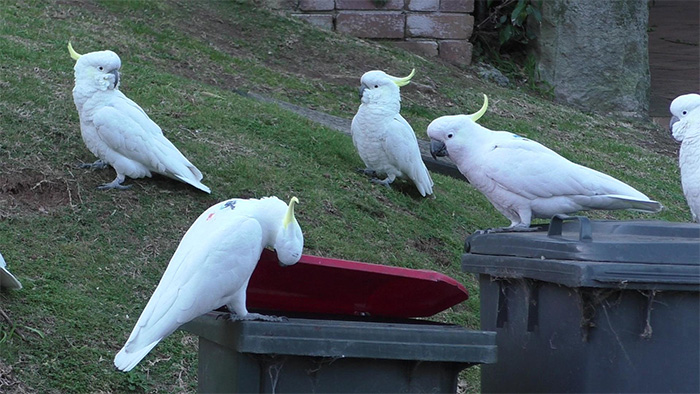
[114,210,263,372]
[384,115,433,196]
[113,91,165,137]
[92,101,209,192]
[477,134,648,201]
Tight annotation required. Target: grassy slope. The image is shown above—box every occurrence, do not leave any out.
[0,0,687,392]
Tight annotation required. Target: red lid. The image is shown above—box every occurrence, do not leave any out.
[247,249,469,318]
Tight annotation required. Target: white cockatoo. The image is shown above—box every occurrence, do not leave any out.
[351,69,434,197]
[0,252,22,290]
[428,95,663,230]
[669,93,700,222]
[68,42,210,193]
[114,196,304,372]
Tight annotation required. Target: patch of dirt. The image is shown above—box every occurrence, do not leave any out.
[0,169,80,216]
[322,199,342,217]
[0,360,33,393]
[412,237,452,267]
[629,121,680,158]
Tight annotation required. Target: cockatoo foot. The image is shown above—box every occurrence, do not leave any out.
[229,312,288,322]
[356,168,377,177]
[79,159,109,170]
[478,225,539,234]
[97,179,132,190]
[370,177,393,188]
[504,225,539,232]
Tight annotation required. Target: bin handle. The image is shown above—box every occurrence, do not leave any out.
[547,214,592,242]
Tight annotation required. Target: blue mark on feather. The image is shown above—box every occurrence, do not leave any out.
[223,200,237,210]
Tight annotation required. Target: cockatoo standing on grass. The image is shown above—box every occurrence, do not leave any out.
[428,95,662,231]
[669,93,700,222]
[68,42,210,193]
[114,196,304,372]
[0,252,22,290]
[351,69,434,197]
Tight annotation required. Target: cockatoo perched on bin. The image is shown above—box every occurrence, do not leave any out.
[669,93,700,222]
[351,69,434,197]
[114,196,304,372]
[67,42,210,193]
[0,252,22,290]
[428,95,663,231]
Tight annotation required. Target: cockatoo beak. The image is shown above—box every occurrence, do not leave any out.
[430,139,448,159]
[669,115,679,133]
[110,69,120,88]
[392,68,416,87]
[68,41,82,61]
[283,197,299,229]
[469,94,488,122]
[358,85,366,99]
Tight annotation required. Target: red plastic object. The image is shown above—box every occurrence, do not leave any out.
[247,249,469,318]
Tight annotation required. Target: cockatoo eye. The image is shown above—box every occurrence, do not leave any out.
[98,66,104,71]
[447,133,454,139]
[374,85,378,88]
[682,110,688,115]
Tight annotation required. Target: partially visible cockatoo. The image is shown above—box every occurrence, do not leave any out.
[68,42,210,193]
[114,196,303,372]
[669,93,700,222]
[0,252,22,290]
[351,69,434,197]
[428,95,662,230]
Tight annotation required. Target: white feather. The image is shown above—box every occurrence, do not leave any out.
[71,49,210,192]
[427,114,662,229]
[351,70,433,197]
[670,93,700,222]
[0,252,22,290]
[114,197,304,371]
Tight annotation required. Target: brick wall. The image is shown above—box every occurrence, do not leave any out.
[266,0,474,66]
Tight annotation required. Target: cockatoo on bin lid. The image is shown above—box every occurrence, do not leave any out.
[669,93,700,222]
[68,42,210,192]
[114,196,303,372]
[428,94,663,231]
[351,69,434,197]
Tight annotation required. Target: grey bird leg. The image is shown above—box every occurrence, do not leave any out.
[229,312,288,322]
[370,176,394,189]
[79,159,109,170]
[97,174,132,191]
[480,225,541,234]
[356,167,377,177]
[495,226,539,233]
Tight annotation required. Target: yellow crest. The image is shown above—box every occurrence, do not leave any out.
[392,68,416,87]
[68,41,82,61]
[469,94,488,122]
[283,197,299,228]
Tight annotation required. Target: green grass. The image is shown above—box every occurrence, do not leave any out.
[0,0,689,392]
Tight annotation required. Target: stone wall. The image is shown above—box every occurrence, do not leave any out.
[530,0,650,116]
[266,0,475,66]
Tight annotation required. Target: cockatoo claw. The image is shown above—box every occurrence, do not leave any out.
[477,225,540,234]
[79,159,109,170]
[229,312,288,322]
[370,177,393,188]
[97,179,132,191]
[356,167,377,177]
[500,225,540,233]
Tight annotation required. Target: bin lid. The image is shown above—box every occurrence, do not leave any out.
[247,249,469,318]
[182,312,497,364]
[462,216,700,290]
